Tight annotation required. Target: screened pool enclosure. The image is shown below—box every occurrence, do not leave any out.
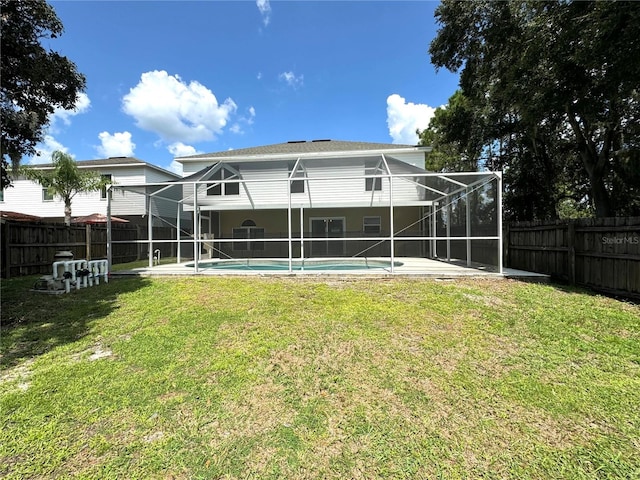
[106,155,503,274]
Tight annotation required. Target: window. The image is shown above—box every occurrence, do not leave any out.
[233,221,265,251]
[363,216,381,234]
[100,174,112,199]
[0,189,4,202]
[207,166,240,196]
[43,187,54,202]
[289,162,305,194]
[365,162,382,191]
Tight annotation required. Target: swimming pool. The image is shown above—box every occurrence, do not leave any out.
[186,258,403,271]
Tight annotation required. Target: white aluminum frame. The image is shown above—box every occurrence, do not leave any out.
[107,156,503,275]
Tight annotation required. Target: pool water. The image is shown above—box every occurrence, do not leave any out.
[186,258,403,271]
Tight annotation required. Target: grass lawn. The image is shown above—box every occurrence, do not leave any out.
[1,275,639,479]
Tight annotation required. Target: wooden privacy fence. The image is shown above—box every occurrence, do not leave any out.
[0,220,176,278]
[506,217,640,299]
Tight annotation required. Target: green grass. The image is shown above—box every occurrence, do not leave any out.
[1,276,639,479]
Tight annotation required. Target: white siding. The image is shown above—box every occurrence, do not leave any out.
[1,178,109,217]
[2,165,176,219]
[182,158,428,212]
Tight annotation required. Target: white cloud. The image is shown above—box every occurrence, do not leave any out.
[168,142,200,158]
[257,72,263,80]
[386,94,437,145]
[96,131,136,157]
[51,92,91,129]
[122,70,237,144]
[279,71,304,89]
[29,135,71,164]
[256,0,271,26]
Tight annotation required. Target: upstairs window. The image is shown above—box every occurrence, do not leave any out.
[365,162,382,191]
[289,162,305,194]
[207,166,240,196]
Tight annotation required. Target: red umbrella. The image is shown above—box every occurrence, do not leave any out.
[0,211,42,222]
[71,213,129,224]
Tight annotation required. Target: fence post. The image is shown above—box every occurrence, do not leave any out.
[2,221,10,279]
[567,220,576,285]
[85,224,91,260]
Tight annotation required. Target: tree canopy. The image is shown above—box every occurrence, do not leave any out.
[427,0,640,219]
[1,0,86,189]
[21,151,111,226]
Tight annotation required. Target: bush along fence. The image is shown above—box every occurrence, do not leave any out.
[0,220,177,279]
[505,217,640,299]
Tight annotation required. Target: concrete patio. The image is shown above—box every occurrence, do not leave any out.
[112,257,549,282]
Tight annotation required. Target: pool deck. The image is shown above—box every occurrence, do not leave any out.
[112,257,550,282]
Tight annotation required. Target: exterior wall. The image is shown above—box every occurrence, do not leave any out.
[109,166,147,216]
[210,206,425,258]
[1,178,111,218]
[218,206,422,237]
[2,165,180,221]
[183,158,428,212]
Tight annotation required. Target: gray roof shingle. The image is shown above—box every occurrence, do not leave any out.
[177,139,422,160]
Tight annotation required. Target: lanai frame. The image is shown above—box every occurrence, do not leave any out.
[107,159,503,274]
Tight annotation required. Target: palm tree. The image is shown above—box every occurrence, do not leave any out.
[21,151,111,226]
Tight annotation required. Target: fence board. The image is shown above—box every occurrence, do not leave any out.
[506,217,640,299]
[0,220,175,278]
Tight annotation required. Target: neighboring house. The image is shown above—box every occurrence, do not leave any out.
[1,157,181,226]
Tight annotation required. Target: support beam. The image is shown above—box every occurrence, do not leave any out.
[300,205,304,269]
[148,196,153,268]
[446,200,451,262]
[106,187,112,272]
[287,175,293,272]
[497,172,504,274]
[381,154,394,273]
[177,204,181,263]
[193,182,199,273]
[466,187,472,267]
[432,202,438,258]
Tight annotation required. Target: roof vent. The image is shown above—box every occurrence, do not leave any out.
[287,140,307,144]
[108,156,128,159]
[311,139,331,143]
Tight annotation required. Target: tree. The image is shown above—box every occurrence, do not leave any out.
[418,91,483,173]
[21,151,111,226]
[1,0,86,189]
[429,0,640,218]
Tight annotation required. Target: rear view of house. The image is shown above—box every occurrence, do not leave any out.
[109,140,503,273]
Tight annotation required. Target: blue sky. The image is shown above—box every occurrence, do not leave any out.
[30,0,459,174]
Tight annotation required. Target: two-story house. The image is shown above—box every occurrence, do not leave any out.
[109,139,503,272]
[1,157,181,226]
